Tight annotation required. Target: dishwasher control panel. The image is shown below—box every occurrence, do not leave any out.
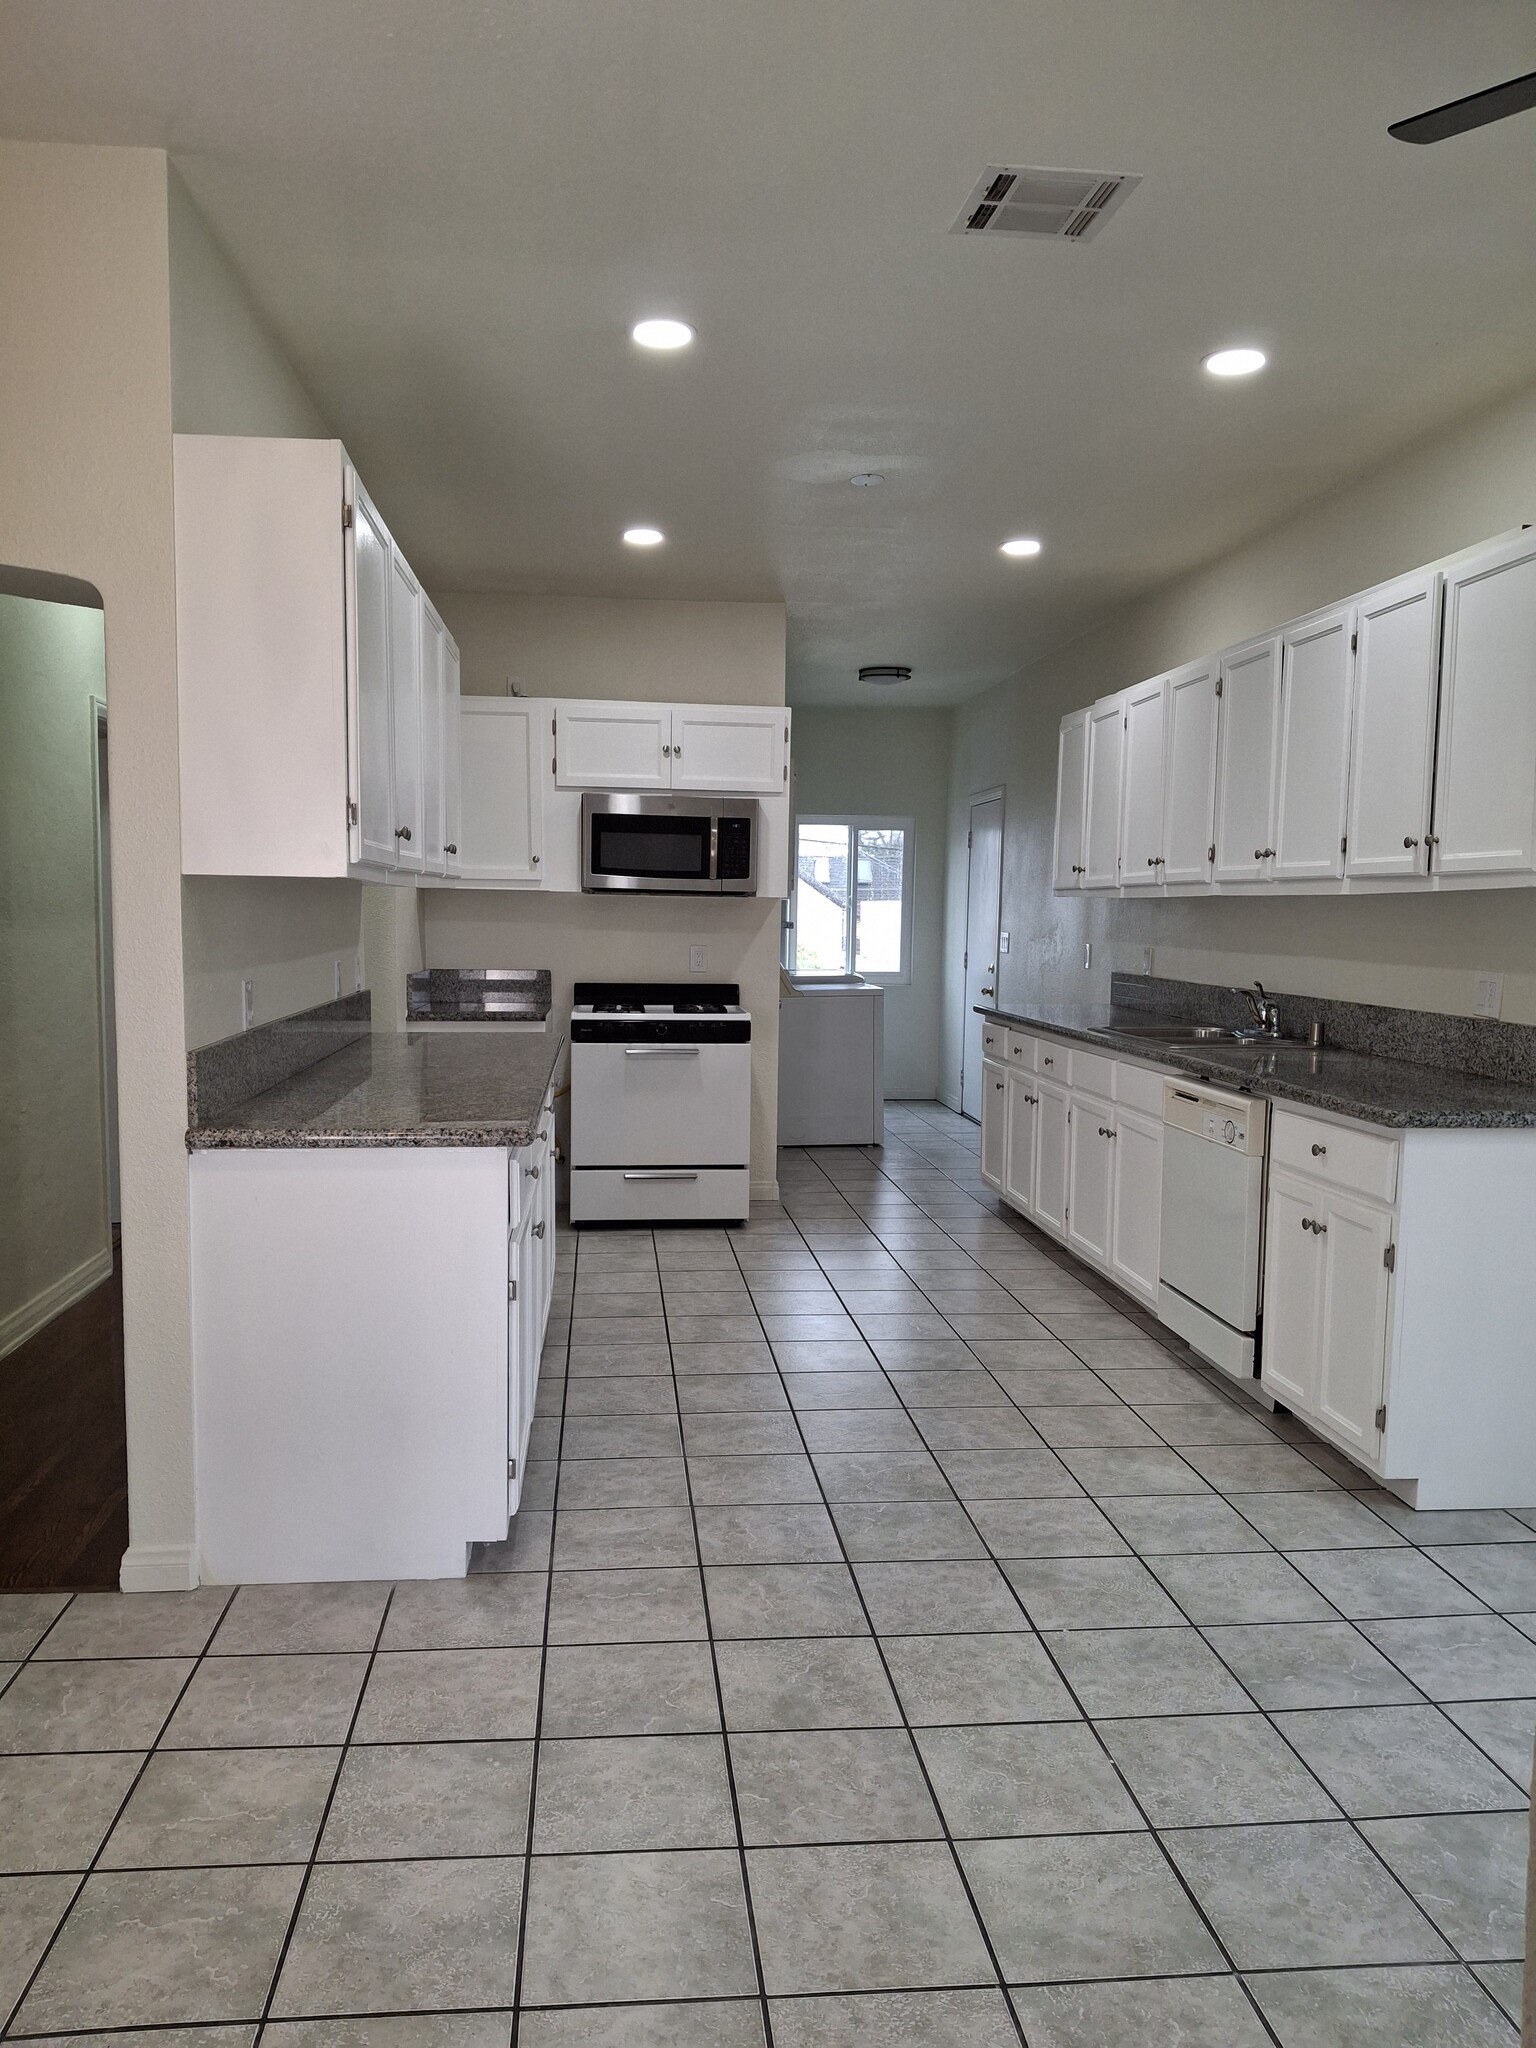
[1162,1079,1267,1157]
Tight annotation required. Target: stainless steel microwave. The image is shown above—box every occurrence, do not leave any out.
[581,792,759,894]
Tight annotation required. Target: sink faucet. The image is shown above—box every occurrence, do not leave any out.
[1240,981,1279,1033]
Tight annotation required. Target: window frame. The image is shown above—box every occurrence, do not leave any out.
[788,813,915,986]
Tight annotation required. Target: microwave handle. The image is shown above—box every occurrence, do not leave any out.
[710,814,719,882]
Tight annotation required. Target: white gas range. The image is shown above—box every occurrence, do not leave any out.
[569,981,752,1223]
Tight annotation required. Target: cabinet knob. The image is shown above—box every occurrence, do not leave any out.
[1071,864,1085,875]
[395,825,412,842]
[532,1221,545,1239]
[1097,1124,1115,1138]
[444,842,457,856]
[1311,1142,1327,1157]
[531,853,540,865]
[1403,836,1419,849]
[525,1163,540,1180]
[981,985,995,997]
[1425,833,1439,846]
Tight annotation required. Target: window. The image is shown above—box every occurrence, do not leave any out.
[787,816,913,982]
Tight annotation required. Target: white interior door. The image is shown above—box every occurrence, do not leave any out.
[1162,657,1219,884]
[961,794,1004,1120]
[1273,605,1354,880]
[1119,674,1168,886]
[349,478,395,870]
[1082,695,1126,889]
[1213,634,1282,882]
[387,548,424,873]
[1052,710,1089,888]
[1431,532,1536,875]
[670,705,788,792]
[1345,571,1440,880]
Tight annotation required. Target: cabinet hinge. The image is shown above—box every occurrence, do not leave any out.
[551,716,557,735]
[508,1278,518,1302]
[507,1457,516,1480]
[1374,1403,1387,1432]
[967,829,973,849]
[342,499,353,530]
[783,764,788,782]
[347,798,358,826]
[1207,843,1216,864]
[1383,1242,1396,1273]
[551,757,557,776]
[1351,631,1358,654]
[1214,676,1223,697]
[1340,835,1347,856]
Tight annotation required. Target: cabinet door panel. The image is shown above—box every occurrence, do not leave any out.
[1083,696,1126,889]
[670,706,787,792]
[1315,1191,1392,1458]
[1432,533,1536,874]
[1067,1093,1115,1269]
[387,549,424,873]
[1213,635,1282,882]
[351,481,396,870]
[1004,1071,1037,1214]
[1274,606,1354,880]
[1260,1168,1324,1412]
[1120,675,1168,887]
[1346,571,1440,879]
[1033,1078,1070,1240]
[555,702,671,790]
[1110,1105,1161,1305]
[1163,658,1219,885]
[1053,709,1089,889]
[419,604,446,872]
[980,1061,1008,1189]
[442,635,462,875]
[459,700,545,883]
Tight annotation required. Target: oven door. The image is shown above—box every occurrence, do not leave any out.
[582,793,719,892]
[571,1040,752,1165]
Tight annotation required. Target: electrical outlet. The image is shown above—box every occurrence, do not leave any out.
[354,955,364,991]
[1473,971,1504,1019]
[1142,947,1154,976]
[1084,941,1092,972]
[241,977,255,1030]
[999,931,1010,955]
[689,945,707,975]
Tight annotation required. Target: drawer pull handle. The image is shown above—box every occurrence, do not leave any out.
[1311,1142,1326,1157]
[624,1046,701,1057]
[622,1170,700,1181]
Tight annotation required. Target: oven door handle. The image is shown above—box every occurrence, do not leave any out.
[622,1170,701,1181]
[623,1046,702,1057]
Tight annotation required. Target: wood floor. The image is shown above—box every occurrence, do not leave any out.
[0,1242,128,1589]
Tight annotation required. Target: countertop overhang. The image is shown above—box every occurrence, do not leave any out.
[977,1003,1536,1130]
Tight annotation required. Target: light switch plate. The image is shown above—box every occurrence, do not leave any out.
[689,945,707,975]
[1474,971,1503,1018]
[999,931,1010,954]
[1142,947,1154,976]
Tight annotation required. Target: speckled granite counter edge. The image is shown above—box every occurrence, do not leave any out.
[977,1004,1536,1130]
[188,993,372,1129]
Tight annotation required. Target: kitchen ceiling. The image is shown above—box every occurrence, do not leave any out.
[1,0,1533,706]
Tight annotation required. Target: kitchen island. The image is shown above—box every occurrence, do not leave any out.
[187,999,562,1583]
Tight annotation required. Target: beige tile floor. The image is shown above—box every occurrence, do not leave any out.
[0,1102,1529,2044]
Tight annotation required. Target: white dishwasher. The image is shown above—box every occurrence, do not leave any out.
[1157,1078,1269,1383]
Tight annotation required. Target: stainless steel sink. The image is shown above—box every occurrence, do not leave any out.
[1111,1021,1256,1044]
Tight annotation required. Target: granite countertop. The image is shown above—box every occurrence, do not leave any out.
[187,1029,565,1150]
[978,1003,1536,1129]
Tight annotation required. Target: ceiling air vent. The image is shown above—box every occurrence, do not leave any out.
[952,164,1140,243]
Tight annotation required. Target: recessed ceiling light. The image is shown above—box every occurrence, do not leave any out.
[850,473,885,488]
[631,318,694,351]
[623,526,665,547]
[1203,346,1267,378]
[1000,536,1043,558]
[859,665,911,685]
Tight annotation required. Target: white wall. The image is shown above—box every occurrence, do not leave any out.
[166,167,365,1049]
[425,591,788,1195]
[0,142,194,1587]
[0,596,112,1355]
[941,374,1536,1104]
[790,707,951,1099]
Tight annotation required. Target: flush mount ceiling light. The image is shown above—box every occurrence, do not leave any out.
[1000,536,1043,557]
[631,318,694,350]
[623,526,665,547]
[849,472,885,487]
[859,665,911,685]
[1204,347,1268,378]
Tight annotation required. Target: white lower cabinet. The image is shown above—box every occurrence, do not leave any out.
[1109,1103,1163,1306]
[1003,1069,1038,1213]
[980,1061,1009,1189]
[1067,1092,1115,1266]
[1033,1076,1071,1239]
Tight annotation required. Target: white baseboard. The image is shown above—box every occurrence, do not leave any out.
[120,1543,200,1593]
[0,1246,113,1362]
[751,1177,781,1207]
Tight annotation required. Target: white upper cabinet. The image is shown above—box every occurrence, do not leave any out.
[459,699,546,885]
[670,705,789,792]
[387,548,425,874]
[1345,570,1441,879]
[419,602,446,873]
[350,476,396,873]
[1119,673,1168,887]
[1213,634,1282,882]
[1052,709,1090,890]
[1161,657,1219,885]
[441,633,462,876]
[1082,694,1126,889]
[1431,531,1536,875]
[1273,604,1355,881]
[555,702,672,790]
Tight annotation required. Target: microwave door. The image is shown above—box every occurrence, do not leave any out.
[585,808,718,892]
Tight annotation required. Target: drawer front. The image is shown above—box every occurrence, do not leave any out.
[1036,1038,1069,1084]
[1005,1031,1036,1069]
[1271,1107,1398,1204]
[570,1165,750,1223]
[1114,1057,1169,1116]
[981,1021,1005,1060]
[1071,1047,1116,1101]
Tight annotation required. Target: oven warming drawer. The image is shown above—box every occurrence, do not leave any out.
[571,1041,751,1168]
[570,1166,750,1224]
